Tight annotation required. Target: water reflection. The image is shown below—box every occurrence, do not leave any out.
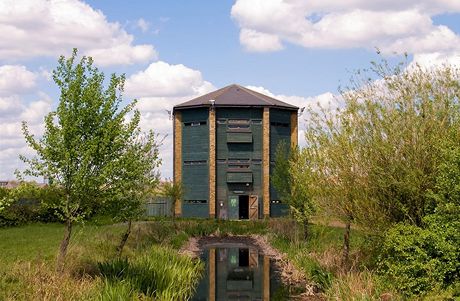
[192,245,284,301]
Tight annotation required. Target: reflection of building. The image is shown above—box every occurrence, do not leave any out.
[173,84,298,219]
[193,247,276,301]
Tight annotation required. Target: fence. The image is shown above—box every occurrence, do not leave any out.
[145,196,173,217]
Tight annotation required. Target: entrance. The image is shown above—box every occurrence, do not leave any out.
[239,195,249,219]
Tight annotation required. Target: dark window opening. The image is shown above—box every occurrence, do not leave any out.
[184,200,207,204]
[217,119,227,124]
[228,119,250,125]
[238,248,249,267]
[228,159,250,164]
[228,164,250,170]
[251,119,262,124]
[184,160,207,165]
[184,121,207,126]
[239,195,249,219]
[252,159,262,164]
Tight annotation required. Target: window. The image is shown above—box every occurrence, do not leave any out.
[184,160,207,165]
[184,121,207,126]
[184,200,207,204]
[217,119,227,124]
[228,159,250,170]
[227,119,250,131]
[252,159,262,164]
[251,119,262,124]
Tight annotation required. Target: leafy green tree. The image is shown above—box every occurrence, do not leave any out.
[161,180,183,223]
[20,49,156,272]
[109,132,162,257]
[272,142,315,239]
[301,60,460,267]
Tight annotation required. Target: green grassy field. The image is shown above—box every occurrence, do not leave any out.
[0,218,395,300]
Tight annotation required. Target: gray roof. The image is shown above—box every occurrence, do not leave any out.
[174,84,298,111]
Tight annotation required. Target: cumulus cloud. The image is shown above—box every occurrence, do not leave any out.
[0,0,157,66]
[0,65,37,96]
[246,85,338,146]
[125,61,215,98]
[0,94,52,180]
[126,61,215,178]
[231,0,460,65]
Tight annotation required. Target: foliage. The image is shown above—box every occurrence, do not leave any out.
[0,183,62,227]
[98,246,204,300]
[19,49,157,271]
[160,180,183,219]
[272,142,315,238]
[379,219,459,296]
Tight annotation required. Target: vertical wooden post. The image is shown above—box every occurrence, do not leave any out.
[263,255,270,301]
[208,248,216,301]
[209,107,216,218]
[262,108,270,218]
[173,111,182,216]
[290,111,298,149]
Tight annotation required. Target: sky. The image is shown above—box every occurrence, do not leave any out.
[1,0,460,181]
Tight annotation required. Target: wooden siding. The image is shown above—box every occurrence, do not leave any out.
[181,108,209,217]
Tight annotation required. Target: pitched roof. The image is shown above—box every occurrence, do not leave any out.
[174,84,298,111]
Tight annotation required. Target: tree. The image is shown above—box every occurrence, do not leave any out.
[109,132,162,257]
[301,59,460,267]
[20,49,156,272]
[161,180,183,223]
[272,142,315,239]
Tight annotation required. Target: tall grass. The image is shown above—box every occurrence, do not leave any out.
[98,245,204,301]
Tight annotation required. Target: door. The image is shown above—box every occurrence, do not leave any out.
[228,196,239,220]
[249,195,258,220]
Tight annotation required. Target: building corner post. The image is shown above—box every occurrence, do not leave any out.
[262,108,270,218]
[173,111,182,217]
[209,107,216,218]
[291,111,298,149]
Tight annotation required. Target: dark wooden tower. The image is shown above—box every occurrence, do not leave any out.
[173,84,298,219]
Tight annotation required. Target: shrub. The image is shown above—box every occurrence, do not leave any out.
[379,218,459,296]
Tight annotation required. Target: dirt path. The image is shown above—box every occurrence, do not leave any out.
[179,234,322,300]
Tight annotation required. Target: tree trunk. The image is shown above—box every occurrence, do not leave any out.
[56,218,73,273]
[117,219,132,257]
[342,219,351,270]
[303,218,309,240]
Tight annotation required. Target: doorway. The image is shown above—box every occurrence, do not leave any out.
[238,195,249,219]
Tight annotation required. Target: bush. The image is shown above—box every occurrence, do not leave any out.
[379,217,459,296]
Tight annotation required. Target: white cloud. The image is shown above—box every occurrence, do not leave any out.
[0,94,52,180]
[0,65,37,96]
[125,61,215,178]
[240,29,283,52]
[136,18,150,33]
[0,0,157,66]
[246,85,338,146]
[125,61,215,98]
[231,0,460,65]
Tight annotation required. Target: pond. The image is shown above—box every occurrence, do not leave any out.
[191,243,289,301]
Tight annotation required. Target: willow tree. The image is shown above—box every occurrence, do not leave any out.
[20,49,159,272]
[272,142,315,240]
[302,59,460,266]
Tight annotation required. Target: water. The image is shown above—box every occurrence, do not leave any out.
[192,243,288,301]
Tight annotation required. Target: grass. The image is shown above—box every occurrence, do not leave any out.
[0,218,398,300]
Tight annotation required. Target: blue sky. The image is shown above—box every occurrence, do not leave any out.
[1,0,460,180]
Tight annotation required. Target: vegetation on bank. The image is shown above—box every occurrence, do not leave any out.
[273,59,460,299]
[0,219,269,301]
